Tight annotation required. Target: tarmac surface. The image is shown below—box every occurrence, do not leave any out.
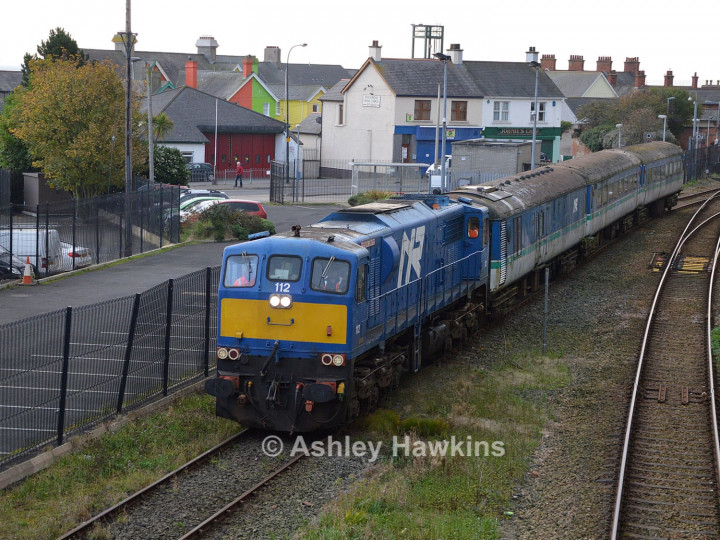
[0,182,341,325]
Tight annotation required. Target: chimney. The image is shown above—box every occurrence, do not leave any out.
[196,36,218,63]
[568,54,585,71]
[596,56,612,73]
[264,46,281,67]
[634,70,646,88]
[449,43,463,65]
[608,70,618,85]
[242,56,254,78]
[112,32,136,52]
[624,57,640,75]
[525,46,539,64]
[185,60,198,89]
[664,69,674,87]
[541,54,556,71]
[692,72,699,89]
[369,40,382,62]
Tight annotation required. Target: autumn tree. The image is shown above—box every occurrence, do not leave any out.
[10,58,147,199]
[21,27,87,85]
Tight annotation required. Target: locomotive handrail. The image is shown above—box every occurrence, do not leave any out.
[266,317,294,326]
[610,192,720,538]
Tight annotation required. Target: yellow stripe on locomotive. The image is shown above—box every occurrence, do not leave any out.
[219,298,348,345]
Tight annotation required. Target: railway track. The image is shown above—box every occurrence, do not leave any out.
[676,187,720,209]
[611,193,720,537]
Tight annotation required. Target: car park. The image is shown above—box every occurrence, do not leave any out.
[187,163,215,183]
[59,242,93,271]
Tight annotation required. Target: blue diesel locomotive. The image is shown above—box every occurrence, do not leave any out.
[206,141,684,432]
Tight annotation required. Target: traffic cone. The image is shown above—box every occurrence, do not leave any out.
[21,256,34,285]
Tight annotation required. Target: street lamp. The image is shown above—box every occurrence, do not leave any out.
[526,47,540,170]
[122,0,136,258]
[616,124,623,148]
[658,114,667,142]
[433,51,451,192]
[146,61,154,184]
[285,43,307,187]
[666,95,675,116]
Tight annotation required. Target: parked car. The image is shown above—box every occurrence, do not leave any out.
[187,163,215,183]
[59,242,93,271]
[179,196,227,212]
[136,182,189,194]
[188,198,268,220]
[0,246,27,280]
[179,189,228,206]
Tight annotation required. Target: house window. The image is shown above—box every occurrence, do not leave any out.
[493,101,509,122]
[263,103,270,116]
[451,101,467,121]
[275,102,281,116]
[414,100,431,121]
[531,101,546,122]
[338,103,344,125]
[312,104,320,113]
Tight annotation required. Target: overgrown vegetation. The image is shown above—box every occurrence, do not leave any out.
[0,393,241,539]
[348,190,394,207]
[183,204,275,242]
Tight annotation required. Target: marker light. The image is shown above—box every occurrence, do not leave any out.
[321,353,333,366]
[333,354,345,366]
[216,348,229,360]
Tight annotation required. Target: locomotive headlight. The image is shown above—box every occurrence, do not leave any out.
[269,294,292,308]
[217,347,229,360]
[333,354,345,366]
[321,353,333,366]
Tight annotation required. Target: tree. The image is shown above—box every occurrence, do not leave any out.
[152,112,174,142]
[10,58,147,199]
[21,27,87,82]
[153,145,190,185]
[0,93,34,172]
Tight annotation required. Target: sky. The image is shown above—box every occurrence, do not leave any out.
[1,0,718,87]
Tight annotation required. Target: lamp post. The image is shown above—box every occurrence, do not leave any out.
[658,114,667,142]
[689,92,699,175]
[146,61,154,184]
[433,52,451,192]
[616,124,623,148]
[285,43,307,187]
[666,96,675,116]
[526,47,540,170]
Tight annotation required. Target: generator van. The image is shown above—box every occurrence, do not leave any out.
[0,228,63,275]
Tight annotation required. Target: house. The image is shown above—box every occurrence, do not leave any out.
[0,70,22,110]
[147,86,285,174]
[86,38,353,131]
[319,42,564,176]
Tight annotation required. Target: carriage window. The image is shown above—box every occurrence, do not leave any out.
[467,217,480,238]
[267,255,302,281]
[224,253,258,287]
[355,264,367,302]
[311,257,350,294]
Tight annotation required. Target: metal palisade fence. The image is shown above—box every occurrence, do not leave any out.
[0,187,181,277]
[0,265,220,471]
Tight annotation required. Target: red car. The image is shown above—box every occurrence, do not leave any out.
[190,198,268,220]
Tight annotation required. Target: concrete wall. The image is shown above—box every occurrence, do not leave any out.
[22,172,73,207]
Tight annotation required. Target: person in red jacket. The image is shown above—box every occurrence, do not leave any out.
[234,160,244,187]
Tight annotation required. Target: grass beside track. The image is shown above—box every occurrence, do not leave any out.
[0,394,242,540]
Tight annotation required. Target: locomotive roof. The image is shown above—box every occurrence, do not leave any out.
[450,142,682,220]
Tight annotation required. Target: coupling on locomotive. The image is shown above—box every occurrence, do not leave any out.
[206,141,685,433]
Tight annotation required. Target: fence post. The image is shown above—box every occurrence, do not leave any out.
[57,307,72,446]
[45,204,49,276]
[117,293,141,413]
[72,199,77,271]
[95,202,100,265]
[204,266,211,377]
[159,187,164,249]
[163,279,174,396]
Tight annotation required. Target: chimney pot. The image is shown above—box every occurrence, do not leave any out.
[664,69,674,87]
[185,60,198,89]
[568,54,585,71]
[691,72,699,89]
[369,40,382,61]
[541,54,557,71]
[596,56,612,73]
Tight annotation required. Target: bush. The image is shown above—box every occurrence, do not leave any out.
[187,204,275,241]
[348,190,393,206]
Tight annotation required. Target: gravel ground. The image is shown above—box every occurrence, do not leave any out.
[102,432,368,539]
[499,181,719,539]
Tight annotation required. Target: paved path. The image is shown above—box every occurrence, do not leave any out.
[0,204,338,325]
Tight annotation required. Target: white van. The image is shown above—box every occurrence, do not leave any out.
[0,228,63,275]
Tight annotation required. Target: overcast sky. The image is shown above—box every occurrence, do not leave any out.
[2,0,717,87]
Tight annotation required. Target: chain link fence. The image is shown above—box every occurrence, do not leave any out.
[0,266,219,472]
[684,143,720,182]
